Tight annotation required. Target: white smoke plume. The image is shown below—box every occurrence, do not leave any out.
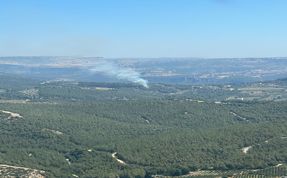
[89,61,149,88]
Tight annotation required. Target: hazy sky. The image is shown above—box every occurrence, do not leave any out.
[1,0,286,58]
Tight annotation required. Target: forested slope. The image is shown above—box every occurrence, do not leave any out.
[0,75,286,177]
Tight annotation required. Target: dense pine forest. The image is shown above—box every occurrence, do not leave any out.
[0,75,286,177]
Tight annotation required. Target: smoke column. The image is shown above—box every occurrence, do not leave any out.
[89,61,149,88]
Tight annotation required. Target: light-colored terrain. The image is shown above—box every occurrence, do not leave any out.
[0,164,45,178]
[230,111,249,121]
[111,152,127,165]
[20,88,39,98]
[0,100,29,104]
[227,83,287,101]
[241,146,252,154]
[41,128,63,135]
[0,110,23,119]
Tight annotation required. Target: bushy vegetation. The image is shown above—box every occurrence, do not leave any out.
[0,75,286,177]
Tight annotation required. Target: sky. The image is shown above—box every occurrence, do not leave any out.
[0,0,287,58]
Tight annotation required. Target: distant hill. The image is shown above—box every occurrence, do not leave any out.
[1,57,287,85]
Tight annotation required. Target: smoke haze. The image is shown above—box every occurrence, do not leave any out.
[89,61,149,88]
